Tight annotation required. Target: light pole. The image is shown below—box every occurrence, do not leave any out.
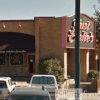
[75,0,80,100]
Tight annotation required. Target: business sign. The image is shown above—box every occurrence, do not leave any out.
[62,14,96,49]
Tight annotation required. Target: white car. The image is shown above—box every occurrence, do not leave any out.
[0,77,16,99]
[29,74,58,100]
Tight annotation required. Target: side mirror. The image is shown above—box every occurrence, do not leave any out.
[14,82,16,85]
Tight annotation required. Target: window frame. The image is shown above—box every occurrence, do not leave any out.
[0,81,7,88]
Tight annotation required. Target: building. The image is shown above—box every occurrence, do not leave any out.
[0,14,96,82]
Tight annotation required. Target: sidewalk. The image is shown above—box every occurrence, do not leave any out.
[58,93,100,100]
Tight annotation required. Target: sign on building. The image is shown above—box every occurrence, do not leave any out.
[62,13,96,49]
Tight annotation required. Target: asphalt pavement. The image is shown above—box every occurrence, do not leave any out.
[15,87,100,100]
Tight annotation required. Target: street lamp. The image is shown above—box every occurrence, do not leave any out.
[75,0,80,99]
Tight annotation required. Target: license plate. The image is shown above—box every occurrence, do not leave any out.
[0,91,2,95]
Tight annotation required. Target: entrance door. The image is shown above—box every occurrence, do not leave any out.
[28,55,35,73]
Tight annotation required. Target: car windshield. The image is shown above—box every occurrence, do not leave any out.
[9,96,50,100]
[0,81,7,88]
[32,77,55,84]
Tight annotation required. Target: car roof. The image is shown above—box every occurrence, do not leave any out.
[32,74,55,77]
[11,88,49,96]
[0,77,11,81]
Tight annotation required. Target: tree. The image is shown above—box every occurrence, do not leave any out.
[93,0,100,40]
[38,58,64,82]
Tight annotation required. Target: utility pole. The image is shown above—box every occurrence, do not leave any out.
[75,0,80,100]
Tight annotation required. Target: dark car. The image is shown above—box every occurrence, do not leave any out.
[8,87,51,100]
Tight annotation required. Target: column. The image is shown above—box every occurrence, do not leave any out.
[95,51,99,71]
[35,17,39,73]
[81,50,89,82]
[90,50,97,70]
[86,50,89,76]
[64,48,67,79]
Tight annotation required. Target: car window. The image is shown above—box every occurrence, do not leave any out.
[0,81,7,88]
[8,79,13,86]
[10,79,13,85]
[9,96,50,100]
[32,76,54,84]
[40,77,44,84]
[44,77,48,84]
[8,80,11,86]
[32,77,40,84]
[48,77,54,84]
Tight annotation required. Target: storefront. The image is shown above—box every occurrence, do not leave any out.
[0,21,36,76]
[0,15,96,81]
[62,13,96,81]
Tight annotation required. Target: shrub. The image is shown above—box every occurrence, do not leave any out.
[38,58,64,82]
[88,70,100,79]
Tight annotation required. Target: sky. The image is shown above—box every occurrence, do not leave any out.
[0,0,99,20]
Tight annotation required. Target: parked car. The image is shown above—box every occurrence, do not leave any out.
[29,74,58,100]
[0,77,16,99]
[8,87,52,100]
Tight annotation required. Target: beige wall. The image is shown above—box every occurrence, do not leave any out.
[0,21,35,36]
[67,49,91,81]
[67,49,75,77]
[89,50,97,70]
[39,17,64,63]
[80,50,89,82]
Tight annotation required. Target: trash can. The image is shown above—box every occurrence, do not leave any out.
[96,78,100,93]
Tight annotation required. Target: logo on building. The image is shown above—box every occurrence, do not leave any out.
[62,14,96,49]
[68,19,94,43]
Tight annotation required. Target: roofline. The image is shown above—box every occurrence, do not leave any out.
[0,17,55,22]
[0,77,11,80]
[0,20,34,22]
[36,17,55,18]
[32,74,55,76]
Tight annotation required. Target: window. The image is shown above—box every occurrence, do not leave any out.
[0,53,5,65]
[8,79,13,86]
[8,80,11,86]
[32,77,54,84]
[0,81,7,88]
[10,53,23,65]
[10,79,13,85]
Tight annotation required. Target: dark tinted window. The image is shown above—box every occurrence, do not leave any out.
[44,77,48,84]
[48,77,54,84]
[9,96,50,100]
[0,81,7,88]
[0,53,5,65]
[32,77,39,84]
[32,77,54,84]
